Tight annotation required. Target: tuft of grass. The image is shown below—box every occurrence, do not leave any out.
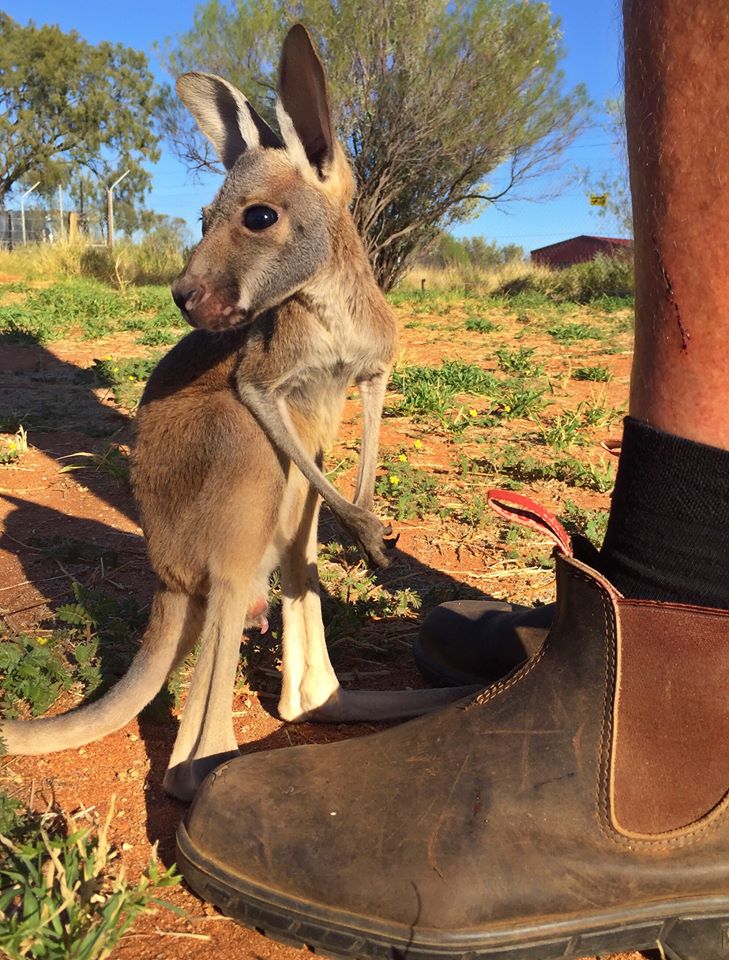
[89,356,160,408]
[560,500,609,547]
[59,445,131,488]
[0,427,28,465]
[0,797,181,960]
[540,410,585,451]
[388,361,497,419]
[572,365,612,382]
[318,542,422,645]
[495,346,545,377]
[547,322,605,344]
[464,315,499,333]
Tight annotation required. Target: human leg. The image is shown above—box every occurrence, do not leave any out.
[418,0,729,684]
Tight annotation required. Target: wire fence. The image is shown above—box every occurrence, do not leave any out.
[0,209,107,249]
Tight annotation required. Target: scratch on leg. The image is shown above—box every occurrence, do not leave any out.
[653,235,690,351]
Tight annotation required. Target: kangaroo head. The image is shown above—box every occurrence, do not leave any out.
[171,24,355,330]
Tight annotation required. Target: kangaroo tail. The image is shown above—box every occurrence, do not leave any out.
[1,589,201,756]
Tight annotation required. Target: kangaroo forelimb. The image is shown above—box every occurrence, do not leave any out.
[237,381,393,567]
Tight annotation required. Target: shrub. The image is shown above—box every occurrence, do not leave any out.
[492,255,634,303]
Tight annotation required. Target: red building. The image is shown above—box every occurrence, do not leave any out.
[531,235,633,268]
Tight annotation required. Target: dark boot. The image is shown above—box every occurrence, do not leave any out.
[414,599,553,686]
[413,526,599,686]
[177,551,729,960]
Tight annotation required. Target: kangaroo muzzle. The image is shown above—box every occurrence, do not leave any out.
[171,274,245,330]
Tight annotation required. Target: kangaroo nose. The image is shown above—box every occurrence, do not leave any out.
[171,279,205,313]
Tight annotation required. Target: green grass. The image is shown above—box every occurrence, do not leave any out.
[0,279,182,344]
[318,542,422,645]
[0,796,180,960]
[388,361,497,419]
[560,500,610,547]
[547,322,605,344]
[495,346,545,377]
[572,365,612,382]
[388,361,547,425]
[88,356,160,407]
[375,455,443,519]
[464,315,499,333]
[497,445,614,493]
[0,582,144,721]
[540,410,586,450]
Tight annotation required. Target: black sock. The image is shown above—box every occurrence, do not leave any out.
[599,417,729,609]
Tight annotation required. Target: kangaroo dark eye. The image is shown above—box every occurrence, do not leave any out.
[243,205,278,231]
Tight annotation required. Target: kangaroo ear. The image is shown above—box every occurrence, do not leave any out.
[277,24,334,175]
[176,72,282,170]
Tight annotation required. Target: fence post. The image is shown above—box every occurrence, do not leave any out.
[20,181,40,244]
[106,170,130,249]
[58,186,65,241]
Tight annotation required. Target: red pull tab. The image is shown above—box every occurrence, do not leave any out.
[487,489,573,557]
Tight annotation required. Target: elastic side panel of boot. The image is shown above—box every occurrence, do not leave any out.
[611,600,729,836]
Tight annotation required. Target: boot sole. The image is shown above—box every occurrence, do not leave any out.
[178,821,729,960]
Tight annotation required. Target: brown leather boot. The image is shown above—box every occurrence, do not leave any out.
[178,550,729,960]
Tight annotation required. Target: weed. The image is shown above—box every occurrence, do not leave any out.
[496,383,546,419]
[59,445,130,488]
[136,327,180,346]
[450,494,489,527]
[540,411,585,450]
[0,583,143,719]
[375,455,443,519]
[0,426,28,465]
[388,361,497,419]
[495,346,544,377]
[578,398,621,428]
[89,356,159,408]
[572,365,612,382]
[560,500,609,547]
[0,633,75,718]
[318,542,421,645]
[499,446,614,493]
[547,322,604,344]
[0,798,180,960]
[464,316,499,334]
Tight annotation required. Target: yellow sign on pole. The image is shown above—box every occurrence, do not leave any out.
[590,193,608,207]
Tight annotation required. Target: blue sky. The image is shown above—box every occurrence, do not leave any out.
[5,0,626,253]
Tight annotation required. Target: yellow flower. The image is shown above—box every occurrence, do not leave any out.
[503,404,512,413]
[413,439,423,450]
[469,408,478,418]
[398,453,408,462]
[128,375,135,381]
[35,636,48,646]
[388,475,400,486]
